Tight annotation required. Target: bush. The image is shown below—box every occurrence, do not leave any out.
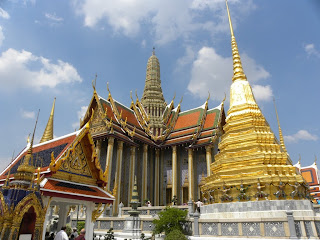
[77,221,85,233]
[152,207,187,235]
[165,229,187,240]
[66,225,72,236]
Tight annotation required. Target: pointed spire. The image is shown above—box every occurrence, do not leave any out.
[40,98,55,143]
[226,0,247,82]
[273,98,287,152]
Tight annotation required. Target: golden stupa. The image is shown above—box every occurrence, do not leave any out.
[202,1,308,202]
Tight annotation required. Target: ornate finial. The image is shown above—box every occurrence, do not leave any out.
[152,47,155,55]
[135,90,139,100]
[40,98,55,143]
[222,92,226,103]
[273,98,287,153]
[92,74,97,91]
[27,134,30,144]
[206,91,211,102]
[173,92,176,101]
[315,155,317,165]
[107,82,110,93]
[179,96,183,105]
[298,154,301,164]
[225,0,246,82]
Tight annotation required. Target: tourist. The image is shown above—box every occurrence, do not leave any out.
[195,199,203,213]
[147,200,152,207]
[48,232,55,240]
[70,228,79,240]
[75,229,86,240]
[54,226,68,240]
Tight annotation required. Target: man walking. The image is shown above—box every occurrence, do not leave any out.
[75,229,86,240]
[54,226,68,240]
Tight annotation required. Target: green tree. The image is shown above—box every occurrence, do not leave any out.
[152,207,187,236]
[77,221,85,233]
[165,229,187,240]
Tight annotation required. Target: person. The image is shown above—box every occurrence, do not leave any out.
[54,226,68,240]
[75,229,86,240]
[195,199,203,213]
[70,228,79,240]
[45,232,50,240]
[147,200,152,207]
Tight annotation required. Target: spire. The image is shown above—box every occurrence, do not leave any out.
[40,98,55,143]
[273,98,287,152]
[226,0,247,82]
[141,48,166,136]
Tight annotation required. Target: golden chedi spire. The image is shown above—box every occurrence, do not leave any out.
[273,98,287,153]
[202,0,307,201]
[141,48,167,136]
[40,98,56,143]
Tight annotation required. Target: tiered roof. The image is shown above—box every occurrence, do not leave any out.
[0,124,114,204]
[80,87,225,148]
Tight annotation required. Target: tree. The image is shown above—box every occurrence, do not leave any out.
[152,207,187,236]
[165,229,188,240]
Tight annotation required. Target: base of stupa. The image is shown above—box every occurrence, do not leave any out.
[193,200,320,239]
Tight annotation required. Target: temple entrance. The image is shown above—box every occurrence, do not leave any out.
[19,206,36,238]
[166,188,172,205]
[182,187,188,204]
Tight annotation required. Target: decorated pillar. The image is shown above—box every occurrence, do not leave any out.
[154,149,160,206]
[41,197,52,240]
[57,203,68,231]
[206,145,212,177]
[106,137,115,191]
[188,148,194,201]
[128,146,136,204]
[142,144,148,202]
[172,145,177,201]
[84,202,95,240]
[114,140,124,215]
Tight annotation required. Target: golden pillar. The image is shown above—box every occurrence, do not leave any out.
[188,148,194,201]
[154,149,160,206]
[128,146,136,204]
[172,145,177,200]
[142,144,148,202]
[206,145,212,177]
[114,140,123,215]
[106,137,114,191]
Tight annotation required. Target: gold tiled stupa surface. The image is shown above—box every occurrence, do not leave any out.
[202,0,308,202]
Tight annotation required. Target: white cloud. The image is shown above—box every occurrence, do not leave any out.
[0,48,82,91]
[187,47,271,102]
[45,13,63,22]
[73,0,255,45]
[72,105,88,129]
[21,110,35,119]
[141,39,146,48]
[77,106,88,119]
[284,130,318,143]
[176,46,195,69]
[0,8,10,19]
[252,85,273,102]
[304,43,320,58]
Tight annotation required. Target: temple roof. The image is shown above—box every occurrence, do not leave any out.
[80,87,225,148]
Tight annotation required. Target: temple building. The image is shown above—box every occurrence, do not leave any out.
[0,104,114,240]
[79,49,225,212]
[295,157,320,203]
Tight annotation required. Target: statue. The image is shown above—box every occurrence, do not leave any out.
[254,179,268,200]
[208,190,214,203]
[289,182,301,199]
[220,184,233,202]
[273,181,286,199]
[236,182,250,201]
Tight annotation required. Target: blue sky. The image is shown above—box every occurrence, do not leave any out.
[0,0,319,171]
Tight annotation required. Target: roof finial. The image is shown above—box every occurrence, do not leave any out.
[273,98,287,153]
[298,154,301,164]
[40,98,55,143]
[152,47,155,55]
[92,74,97,92]
[225,0,246,82]
[315,155,317,165]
